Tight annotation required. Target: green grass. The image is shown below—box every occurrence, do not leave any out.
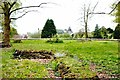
[1,39,119,78]
[1,48,48,78]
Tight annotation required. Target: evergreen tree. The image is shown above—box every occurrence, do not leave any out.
[100,26,108,39]
[107,28,114,33]
[114,24,120,39]
[41,19,57,38]
[107,28,114,39]
[93,24,102,38]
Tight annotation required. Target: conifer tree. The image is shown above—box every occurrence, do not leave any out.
[114,24,120,39]
[41,19,57,38]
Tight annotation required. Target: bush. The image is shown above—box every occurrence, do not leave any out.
[13,39,22,43]
[54,38,63,43]
[46,38,63,43]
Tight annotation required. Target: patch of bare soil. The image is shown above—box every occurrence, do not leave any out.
[13,50,63,78]
[28,59,62,79]
[13,50,119,79]
[46,68,62,79]
[30,59,52,64]
[89,63,120,79]
[13,50,54,59]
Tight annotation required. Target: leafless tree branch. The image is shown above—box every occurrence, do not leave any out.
[83,4,86,23]
[8,2,11,6]
[10,10,37,20]
[109,1,120,14]
[86,3,91,21]
[92,1,99,12]
[89,2,99,18]
[9,0,17,11]
[87,3,91,12]
[10,3,47,14]
[89,1,120,15]
[89,12,106,14]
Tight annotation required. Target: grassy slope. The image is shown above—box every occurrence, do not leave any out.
[1,39,119,78]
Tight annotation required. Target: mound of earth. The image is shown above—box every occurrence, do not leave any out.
[13,50,54,59]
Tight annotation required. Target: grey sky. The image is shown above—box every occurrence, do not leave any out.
[15,0,117,34]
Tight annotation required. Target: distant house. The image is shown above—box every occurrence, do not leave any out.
[23,34,28,38]
[57,29,64,34]
[65,27,73,34]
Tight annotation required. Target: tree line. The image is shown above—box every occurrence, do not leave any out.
[93,24,119,39]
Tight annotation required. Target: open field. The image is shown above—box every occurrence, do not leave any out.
[1,39,119,78]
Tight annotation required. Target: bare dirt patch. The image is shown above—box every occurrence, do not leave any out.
[13,50,54,59]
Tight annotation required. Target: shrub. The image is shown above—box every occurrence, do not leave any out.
[58,33,71,38]
[13,39,22,43]
[46,38,63,43]
[54,38,63,43]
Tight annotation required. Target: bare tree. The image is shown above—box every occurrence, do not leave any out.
[80,2,98,38]
[80,1,120,39]
[0,0,48,47]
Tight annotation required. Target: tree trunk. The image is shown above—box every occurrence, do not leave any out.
[3,14,11,47]
[85,22,88,38]
[3,3,11,47]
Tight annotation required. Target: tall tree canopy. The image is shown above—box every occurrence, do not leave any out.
[114,24,120,39]
[0,0,47,47]
[41,19,57,38]
[112,1,120,23]
[107,28,114,34]
[100,26,108,39]
[112,1,120,39]
[93,24,102,38]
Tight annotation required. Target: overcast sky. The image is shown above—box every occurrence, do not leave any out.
[15,0,117,34]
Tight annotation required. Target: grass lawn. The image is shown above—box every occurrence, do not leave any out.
[1,39,119,78]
